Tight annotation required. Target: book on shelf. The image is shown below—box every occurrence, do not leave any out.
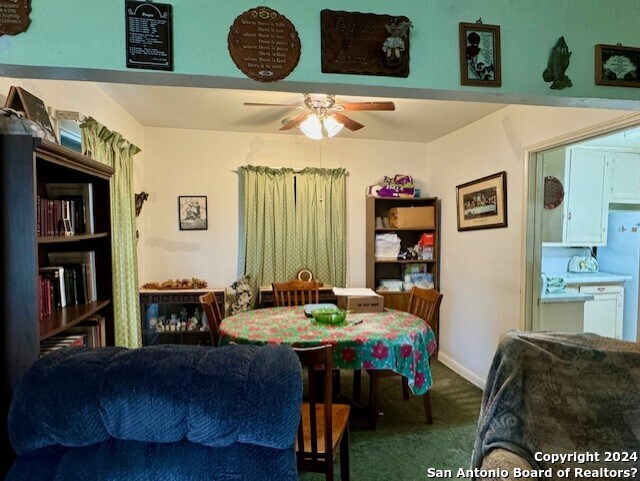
[67,316,105,347]
[39,266,67,308]
[47,251,97,304]
[40,333,87,356]
[44,182,94,234]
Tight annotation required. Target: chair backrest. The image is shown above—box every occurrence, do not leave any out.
[293,345,333,463]
[199,292,224,347]
[407,287,443,329]
[272,280,321,307]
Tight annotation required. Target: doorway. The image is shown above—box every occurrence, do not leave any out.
[525,122,640,342]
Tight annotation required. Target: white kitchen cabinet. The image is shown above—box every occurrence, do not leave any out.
[563,148,608,245]
[580,284,624,339]
[606,151,640,202]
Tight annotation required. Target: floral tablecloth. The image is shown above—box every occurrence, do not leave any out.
[219,307,437,395]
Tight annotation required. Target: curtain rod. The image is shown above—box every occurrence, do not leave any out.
[231,168,349,175]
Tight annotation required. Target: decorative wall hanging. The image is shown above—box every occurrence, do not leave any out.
[0,0,30,36]
[543,176,564,209]
[459,20,501,87]
[228,6,301,82]
[134,191,149,240]
[4,86,57,142]
[321,10,411,78]
[595,43,640,88]
[126,1,173,71]
[178,196,208,231]
[456,171,508,231]
[543,37,572,90]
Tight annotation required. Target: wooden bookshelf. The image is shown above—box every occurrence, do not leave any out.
[37,232,110,244]
[40,300,111,341]
[1,135,115,473]
[366,196,441,312]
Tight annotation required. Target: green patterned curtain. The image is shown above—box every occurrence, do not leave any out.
[239,165,347,292]
[295,168,347,286]
[81,118,142,348]
[240,165,298,294]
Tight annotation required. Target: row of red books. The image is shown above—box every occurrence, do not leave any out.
[38,275,55,321]
[36,196,86,237]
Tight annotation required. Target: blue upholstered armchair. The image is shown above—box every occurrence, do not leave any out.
[6,344,302,481]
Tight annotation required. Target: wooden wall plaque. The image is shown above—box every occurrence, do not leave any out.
[321,10,411,78]
[228,6,301,82]
[126,1,173,71]
[0,0,30,36]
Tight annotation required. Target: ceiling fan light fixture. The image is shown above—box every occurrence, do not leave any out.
[300,114,323,140]
[323,115,344,138]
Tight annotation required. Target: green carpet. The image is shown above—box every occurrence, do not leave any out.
[298,361,483,481]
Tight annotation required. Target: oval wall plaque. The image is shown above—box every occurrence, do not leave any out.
[228,6,301,82]
[0,0,31,36]
[544,175,564,209]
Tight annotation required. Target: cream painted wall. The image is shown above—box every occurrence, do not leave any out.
[140,128,428,288]
[426,104,629,387]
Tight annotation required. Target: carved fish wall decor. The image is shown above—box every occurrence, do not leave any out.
[543,36,573,90]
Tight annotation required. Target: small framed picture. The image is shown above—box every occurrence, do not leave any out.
[178,196,208,231]
[63,219,73,236]
[459,22,501,87]
[595,44,640,88]
[456,171,508,231]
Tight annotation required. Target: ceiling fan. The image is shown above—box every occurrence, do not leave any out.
[243,93,395,139]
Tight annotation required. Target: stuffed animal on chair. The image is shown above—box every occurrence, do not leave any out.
[231,275,253,315]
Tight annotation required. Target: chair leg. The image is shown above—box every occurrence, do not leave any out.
[333,370,342,399]
[352,370,361,404]
[327,457,334,481]
[368,374,379,430]
[423,390,433,424]
[340,427,350,481]
[401,376,410,401]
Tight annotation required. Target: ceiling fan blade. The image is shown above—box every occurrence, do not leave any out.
[339,101,396,111]
[243,102,298,108]
[280,113,310,131]
[332,112,364,131]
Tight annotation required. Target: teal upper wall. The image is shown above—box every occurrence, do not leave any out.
[1,0,639,106]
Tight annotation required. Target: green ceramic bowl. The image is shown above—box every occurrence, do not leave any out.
[311,307,347,326]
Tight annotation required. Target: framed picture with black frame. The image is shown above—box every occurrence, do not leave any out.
[178,196,208,231]
[456,171,508,231]
[459,21,502,87]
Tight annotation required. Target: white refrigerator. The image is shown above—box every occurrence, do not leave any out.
[598,212,640,341]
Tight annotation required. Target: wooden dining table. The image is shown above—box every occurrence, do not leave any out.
[219,306,437,396]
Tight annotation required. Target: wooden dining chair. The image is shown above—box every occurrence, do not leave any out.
[294,345,350,481]
[272,280,321,307]
[199,292,224,347]
[364,287,443,429]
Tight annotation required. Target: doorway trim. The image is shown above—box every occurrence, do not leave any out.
[521,111,640,331]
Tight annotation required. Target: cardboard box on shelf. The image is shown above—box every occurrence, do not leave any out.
[388,206,435,228]
[333,288,384,313]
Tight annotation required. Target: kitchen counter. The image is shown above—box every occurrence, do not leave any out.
[540,292,594,303]
[545,271,632,285]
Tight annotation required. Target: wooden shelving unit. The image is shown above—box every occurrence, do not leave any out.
[366,196,441,312]
[1,135,115,472]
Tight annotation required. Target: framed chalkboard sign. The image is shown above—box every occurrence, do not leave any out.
[126,1,173,71]
[4,86,57,143]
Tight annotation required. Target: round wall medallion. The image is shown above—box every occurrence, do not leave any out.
[228,6,301,82]
[0,0,31,36]
[544,175,564,209]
